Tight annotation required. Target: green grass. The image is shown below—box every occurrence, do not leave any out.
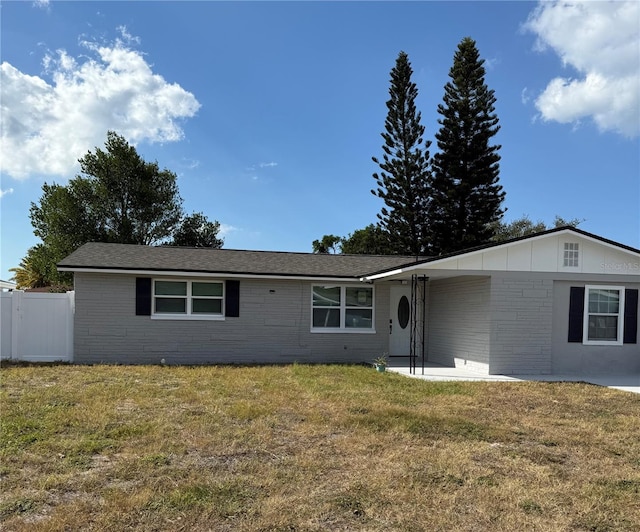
[1,363,639,531]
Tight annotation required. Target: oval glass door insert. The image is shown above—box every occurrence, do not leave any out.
[398,295,410,329]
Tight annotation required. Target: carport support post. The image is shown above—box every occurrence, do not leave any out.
[409,275,415,374]
[409,275,427,376]
[421,276,426,375]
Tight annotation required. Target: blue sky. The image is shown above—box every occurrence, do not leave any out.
[1,0,639,282]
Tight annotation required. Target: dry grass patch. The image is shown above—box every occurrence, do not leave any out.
[1,363,639,531]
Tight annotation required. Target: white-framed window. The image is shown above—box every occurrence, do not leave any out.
[153,279,224,319]
[583,285,624,345]
[311,285,374,332]
[563,242,579,267]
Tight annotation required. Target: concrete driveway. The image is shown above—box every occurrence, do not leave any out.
[386,361,640,394]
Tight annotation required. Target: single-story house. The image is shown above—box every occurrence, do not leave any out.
[58,226,639,375]
[0,280,17,291]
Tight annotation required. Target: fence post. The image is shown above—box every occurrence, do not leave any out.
[67,291,75,362]
[11,290,23,360]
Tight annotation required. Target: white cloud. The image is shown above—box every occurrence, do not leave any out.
[182,158,200,170]
[116,25,141,46]
[0,188,14,199]
[244,161,278,182]
[218,224,239,238]
[484,56,500,71]
[524,0,639,137]
[0,32,201,180]
[33,0,50,10]
[247,162,278,172]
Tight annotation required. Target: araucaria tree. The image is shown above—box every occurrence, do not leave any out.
[429,37,505,254]
[371,51,431,256]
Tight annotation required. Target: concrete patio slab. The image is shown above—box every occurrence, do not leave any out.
[386,360,640,394]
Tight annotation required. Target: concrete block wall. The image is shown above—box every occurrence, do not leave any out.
[427,276,491,372]
[489,274,554,374]
[551,280,640,375]
[73,273,390,365]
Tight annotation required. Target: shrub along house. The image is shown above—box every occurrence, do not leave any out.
[58,227,639,375]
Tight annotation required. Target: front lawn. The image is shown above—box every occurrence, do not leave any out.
[1,364,639,530]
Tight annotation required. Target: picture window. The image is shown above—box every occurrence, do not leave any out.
[312,285,374,331]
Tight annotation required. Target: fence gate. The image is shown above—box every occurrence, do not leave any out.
[0,291,74,362]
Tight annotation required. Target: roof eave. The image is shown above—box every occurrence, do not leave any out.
[57,266,366,282]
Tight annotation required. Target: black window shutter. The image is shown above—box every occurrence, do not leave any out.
[623,289,638,344]
[136,278,152,316]
[568,286,585,342]
[225,280,240,317]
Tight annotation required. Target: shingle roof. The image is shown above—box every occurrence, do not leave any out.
[58,242,421,279]
[58,228,639,280]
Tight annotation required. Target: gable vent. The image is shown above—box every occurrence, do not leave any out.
[563,242,579,267]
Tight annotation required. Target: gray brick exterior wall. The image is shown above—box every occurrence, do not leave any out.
[488,274,554,375]
[72,271,639,374]
[73,273,390,365]
[427,276,491,372]
[552,280,640,375]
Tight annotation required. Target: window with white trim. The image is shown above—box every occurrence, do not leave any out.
[153,280,224,318]
[583,285,624,345]
[311,285,374,331]
[563,242,579,267]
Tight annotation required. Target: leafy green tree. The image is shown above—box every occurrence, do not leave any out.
[9,247,48,289]
[490,216,545,242]
[75,130,183,245]
[169,212,224,248]
[9,244,71,289]
[30,131,183,251]
[552,215,584,229]
[491,215,583,242]
[29,179,105,274]
[429,37,505,254]
[23,131,193,288]
[371,51,432,256]
[341,225,393,255]
[312,234,342,254]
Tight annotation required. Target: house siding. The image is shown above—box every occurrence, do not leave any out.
[73,273,390,365]
[552,280,640,375]
[427,276,490,373]
[488,273,554,375]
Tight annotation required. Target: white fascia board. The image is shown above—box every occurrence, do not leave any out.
[361,268,408,281]
[572,232,640,257]
[57,267,363,283]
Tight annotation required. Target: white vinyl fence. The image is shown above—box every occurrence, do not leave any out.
[1,291,74,362]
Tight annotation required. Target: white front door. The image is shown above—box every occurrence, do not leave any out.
[389,285,412,356]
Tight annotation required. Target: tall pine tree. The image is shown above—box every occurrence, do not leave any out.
[429,37,505,254]
[371,51,431,256]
